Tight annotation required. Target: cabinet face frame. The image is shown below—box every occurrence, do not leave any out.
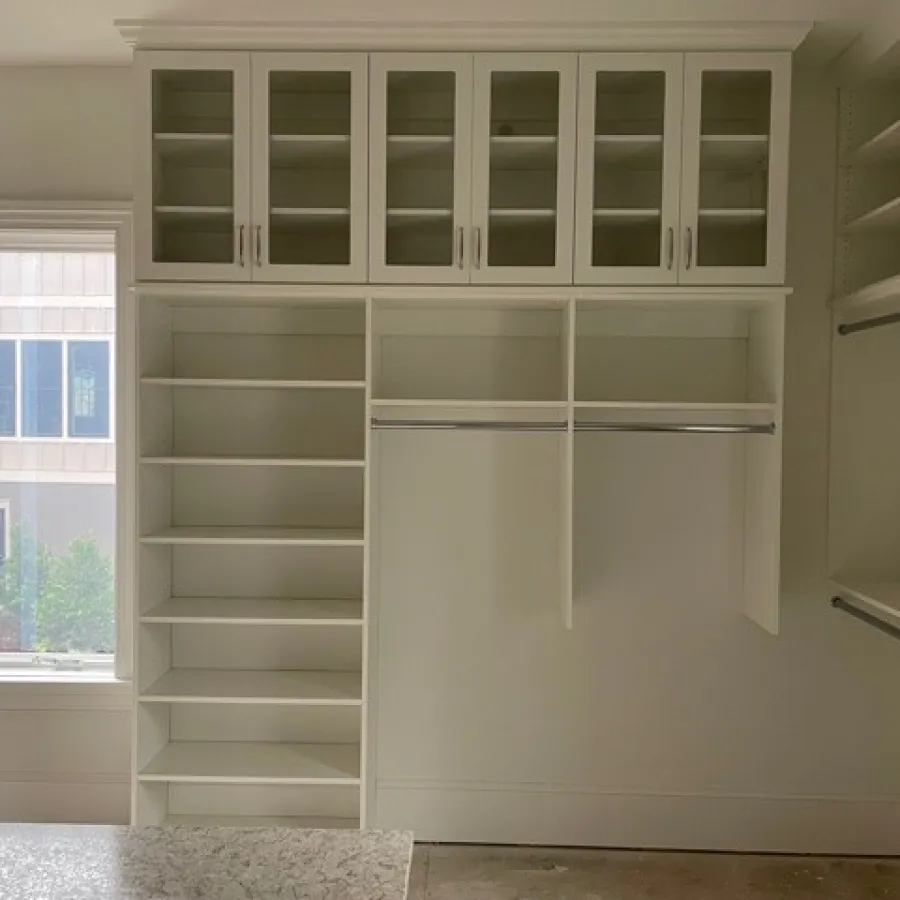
[251,52,369,283]
[678,52,791,286]
[574,53,684,286]
[367,53,474,285]
[134,50,253,283]
[470,53,578,285]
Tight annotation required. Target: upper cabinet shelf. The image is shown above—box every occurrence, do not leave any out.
[135,49,791,288]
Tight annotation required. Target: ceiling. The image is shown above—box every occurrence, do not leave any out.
[0,0,870,65]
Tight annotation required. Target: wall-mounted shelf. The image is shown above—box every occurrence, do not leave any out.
[141,377,365,390]
[140,527,365,546]
[141,455,365,468]
[140,597,364,626]
[852,118,900,163]
[844,196,900,232]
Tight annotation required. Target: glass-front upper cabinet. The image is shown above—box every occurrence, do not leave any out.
[679,53,791,285]
[369,54,473,284]
[574,55,684,284]
[471,55,577,284]
[252,53,368,282]
[135,51,252,282]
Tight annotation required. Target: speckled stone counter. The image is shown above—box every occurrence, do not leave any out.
[0,825,413,899]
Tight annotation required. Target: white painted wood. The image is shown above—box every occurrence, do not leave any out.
[140,526,365,546]
[141,455,365,467]
[575,54,684,285]
[251,53,368,282]
[139,741,361,784]
[369,54,473,284]
[134,51,252,282]
[471,54,576,284]
[141,377,365,389]
[561,299,575,629]
[142,669,363,705]
[141,596,363,625]
[679,52,791,285]
[165,814,357,828]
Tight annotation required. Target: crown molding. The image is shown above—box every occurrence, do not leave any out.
[115,20,812,53]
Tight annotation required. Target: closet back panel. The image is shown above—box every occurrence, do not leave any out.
[167,784,360,820]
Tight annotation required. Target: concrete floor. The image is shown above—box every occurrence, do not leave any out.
[407,844,900,899]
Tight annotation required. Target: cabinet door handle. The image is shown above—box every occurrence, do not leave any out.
[456,225,465,269]
[255,225,262,267]
[666,226,674,270]
[684,226,693,270]
[473,226,482,270]
[238,225,245,267]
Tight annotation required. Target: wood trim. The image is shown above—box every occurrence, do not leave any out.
[115,20,812,53]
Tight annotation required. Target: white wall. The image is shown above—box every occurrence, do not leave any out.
[0,67,131,201]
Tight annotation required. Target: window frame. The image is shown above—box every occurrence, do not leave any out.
[0,202,133,689]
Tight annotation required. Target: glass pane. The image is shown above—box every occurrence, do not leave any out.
[487,71,559,268]
[268,71,352,267]
[697,70,771,268]
[592,71,665,268]
[151,69,235,265]
[0,247,116,665]
[0,341,15,437]
[385,71,456,267]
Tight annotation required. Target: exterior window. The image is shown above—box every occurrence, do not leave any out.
[0,341,14,437]
[0,502,8,563]
[22,341,62,438]
[68,341,110,438]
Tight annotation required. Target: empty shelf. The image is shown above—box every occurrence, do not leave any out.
[371,398,566,409]
[490,136,557,166]
[574,401,776,412]
[141,597,364,626]
[140,455,364,468]
[387,135,454,163]
[164,815,358,829]
[593,208,661,221]
[386,208,453,225]
[142,669,363,705]
[489,209,555,223]
[834,273,900,312]
[593,135,663,165]
[154,133,232,165]
[141,377,365,390]
[154,206,233,223]
[269,134,351,164]
[271,208,350,224]
[698,208,767,224]
[139,741,361,785]
[700,135,769,169]
[844,196,900,232]
[852,119,900,162]
[832,580,900,626]
[140,527,365,547]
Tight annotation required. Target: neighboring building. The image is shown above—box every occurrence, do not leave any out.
[0,248,115,651]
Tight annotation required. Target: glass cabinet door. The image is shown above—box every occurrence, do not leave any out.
[680,53,791,284]
[470,54,577,285]
[135,51,251,282]
[574,55,684,285]
[369,54,472,284]
[252,53,368,282]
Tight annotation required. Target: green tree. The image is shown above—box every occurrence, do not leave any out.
[37,536,114,654]
[0,525,52,650]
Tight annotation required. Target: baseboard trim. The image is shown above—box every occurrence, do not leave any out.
[375,782,900,855]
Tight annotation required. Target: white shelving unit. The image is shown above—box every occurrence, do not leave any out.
[133,288,368,827]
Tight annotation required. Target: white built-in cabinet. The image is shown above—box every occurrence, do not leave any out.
[135,49,790,287]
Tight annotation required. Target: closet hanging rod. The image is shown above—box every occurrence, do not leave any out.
[370,418,567,432]
[574,421,776,435]
[837,310,900,335]
[831,596,900,642]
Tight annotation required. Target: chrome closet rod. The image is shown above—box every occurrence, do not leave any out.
[837,310,900,335]
[831,596,900,642]
[574,421,776,435]
[370,418,566,432]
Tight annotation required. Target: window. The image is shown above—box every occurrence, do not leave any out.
[0,342,14,437]
[0,215,126,679]
[22,340,62,437]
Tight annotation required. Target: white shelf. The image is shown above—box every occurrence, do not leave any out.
[489,209,556,224]
[698,208,767,224]
[269,134,350,163]
[387,135,454,163]
[832,579,900,627]
[844,195,900,232]
[142,669,363,705]
[834,273,900,313]
[386,208,453,226]
[271,208,350,224]
[164,815,359,829]
[490,136,557,166]
[154,133,232,164]
[852,119,900,162]
[371,398,566,409]
[593,135,662,165]
[574,401,776,412]
[593,208,661,221]
[700,134,769,169]
[141,456,364,468]
[141,597,363,626]
[141,377,365,390]
[139,741,361,785]
[154,206,233,223]
[140,527,364,547]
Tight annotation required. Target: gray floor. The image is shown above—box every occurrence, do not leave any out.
[407,844,900,899]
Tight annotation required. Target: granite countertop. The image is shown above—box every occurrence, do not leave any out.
[0,825,413,899]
